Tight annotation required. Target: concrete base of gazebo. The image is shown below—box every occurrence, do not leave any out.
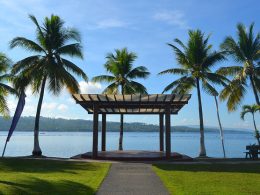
[71,150,193,161]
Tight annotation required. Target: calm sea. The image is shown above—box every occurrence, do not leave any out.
[0,131,256,158]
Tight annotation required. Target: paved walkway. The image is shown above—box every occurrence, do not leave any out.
[96,163,169,195]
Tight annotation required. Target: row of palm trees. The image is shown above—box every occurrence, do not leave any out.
[0,14,259,157]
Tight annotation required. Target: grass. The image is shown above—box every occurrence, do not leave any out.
[0,158,110,195]
[153,163,260,195]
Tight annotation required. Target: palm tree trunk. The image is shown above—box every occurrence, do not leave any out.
[214,96,226,158]
[119,114,124,150]
[196,78,206,157]
[32,76,47,156]
[118,84,124,150]
[252,113,260,146]
[250,75,260,105]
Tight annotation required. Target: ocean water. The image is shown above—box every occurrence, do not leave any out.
[0,131,256,158]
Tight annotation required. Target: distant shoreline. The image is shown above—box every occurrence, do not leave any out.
[0,116,252,134]
[0,129,251,134]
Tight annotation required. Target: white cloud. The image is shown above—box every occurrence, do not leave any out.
[79,81,103,94]
[57,104,68,111]
[96,19,127,29]
[42,102,57,110]
[67,98,75,104]
[7,99,17,114]
[153,10,188,29]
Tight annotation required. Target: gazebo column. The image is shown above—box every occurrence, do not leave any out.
[101,114,106,151]
[92,104,99,159]
[165,105,171,159]
[159,114,164,151]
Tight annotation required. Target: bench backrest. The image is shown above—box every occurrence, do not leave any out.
[246,145,260,150]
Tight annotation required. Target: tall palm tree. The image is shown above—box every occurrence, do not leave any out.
[241,104,260,145]
[0,53,16,117]
[217,23,260,111]
[159,30,227,157]
[92,48,150,150]
[10,15,88,156]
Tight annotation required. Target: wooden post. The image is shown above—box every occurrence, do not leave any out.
[165,105,171,159]
[159,114,164,151]
[101,114,106,151]
[92,104,99,159]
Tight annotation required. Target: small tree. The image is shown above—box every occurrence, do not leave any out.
[92,48,150,150]
[241,104,260,145]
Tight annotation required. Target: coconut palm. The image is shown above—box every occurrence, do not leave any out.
[10,15,88,156]
[0,53,16,117]
[241,104,260,145]
[92,48,150,150]
[159,30,227,157]
[217,23,260,111]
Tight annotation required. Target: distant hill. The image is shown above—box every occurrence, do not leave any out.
[0,116,250,134]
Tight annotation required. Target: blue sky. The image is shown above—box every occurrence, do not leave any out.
[0,0,259,129]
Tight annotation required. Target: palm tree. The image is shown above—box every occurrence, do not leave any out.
[0,53,16,117]
[241,104,260,145]
[159,30,227,157]
[10,15,88,156]
[92,48,150,150]
[217,23,260,111]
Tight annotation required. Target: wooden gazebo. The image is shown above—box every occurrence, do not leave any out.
[72,94,191,159]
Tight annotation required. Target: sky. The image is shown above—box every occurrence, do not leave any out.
[0,0,259,129]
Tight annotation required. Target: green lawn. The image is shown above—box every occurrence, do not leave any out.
[0,158,110,195]
[153,163,260,195]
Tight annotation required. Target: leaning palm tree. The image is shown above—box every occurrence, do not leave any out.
[159,30,227,157]
[213,92,226,158]
[0,53,16,117]
[10,14,88,156]
[92,48,150,150]
[217,23,260,111]
[241,104,260,145]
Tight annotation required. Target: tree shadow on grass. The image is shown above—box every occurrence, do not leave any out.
[0,177,95,195]
[153,163,260,174]
[0,158,102,174]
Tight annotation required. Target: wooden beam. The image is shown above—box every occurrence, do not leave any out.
[101,114,106,151]
[92,104,99,159]
[165,104,171,159]
[159,114,164,151]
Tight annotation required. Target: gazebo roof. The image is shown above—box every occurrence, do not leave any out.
[72,94,191,114]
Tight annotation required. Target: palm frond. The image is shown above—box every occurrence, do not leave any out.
[167,43,189,66]
[240,110,247,120]
[126,66,150,79]
[221,36,245,62]
[158,68,188,75]
[202,51,226,69]
[61,58,88,81]
[57,43,83,59]
[11,55,41,74]
[0,94,9,117]
[0,53,12,72]
[219,78,246,111]
[202,79,218,96]
[0,83,16,94]
[10,37,45,53]
[102,82,118,94]
[92,75,115,83]
[126,80,148,94]
[216,66,243,76]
